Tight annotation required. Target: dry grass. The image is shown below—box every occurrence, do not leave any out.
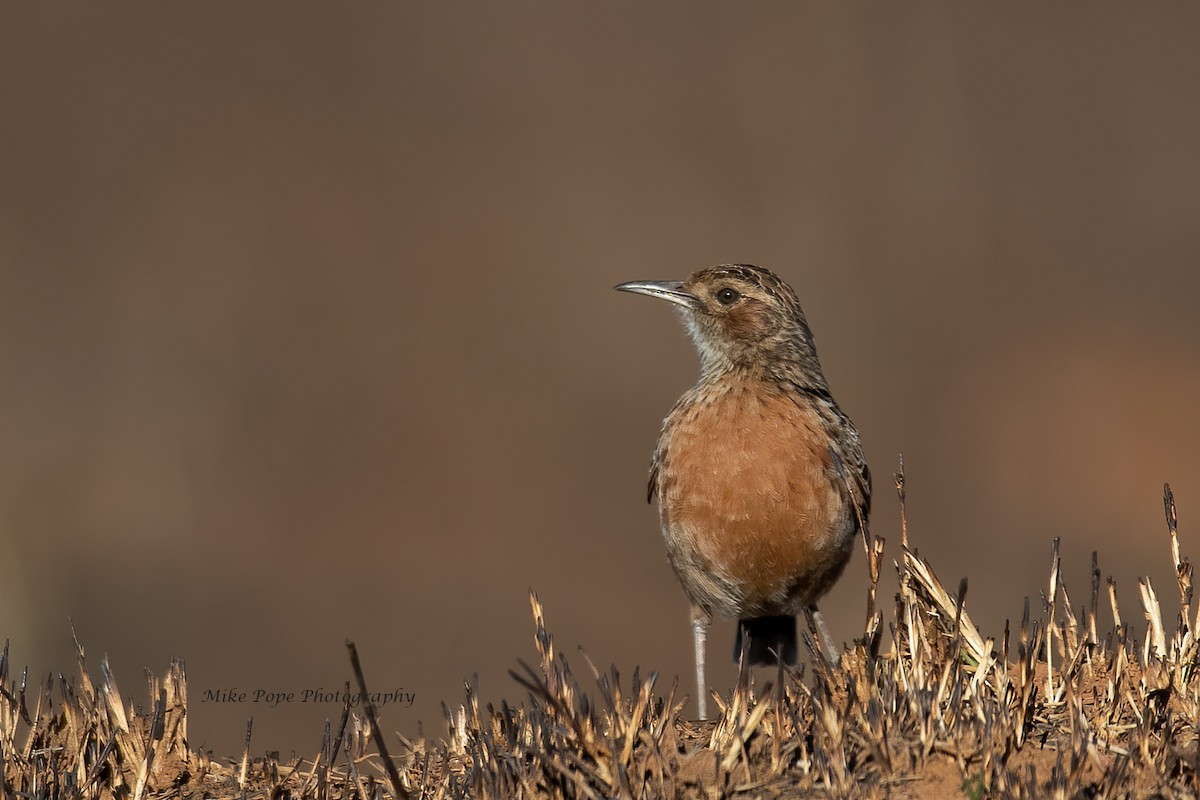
[4,477,1200,798]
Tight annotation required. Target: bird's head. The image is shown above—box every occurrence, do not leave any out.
[616,264,825,382]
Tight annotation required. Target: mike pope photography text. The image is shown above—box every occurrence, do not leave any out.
[201,687,415,709]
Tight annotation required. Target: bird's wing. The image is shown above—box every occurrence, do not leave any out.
[838,430,872,525]
[787,385,872,532]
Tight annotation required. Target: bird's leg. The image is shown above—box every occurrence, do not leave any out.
[808,605,840,667]
[690,606,711,719]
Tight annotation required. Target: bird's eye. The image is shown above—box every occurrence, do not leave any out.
[716,287,741,306]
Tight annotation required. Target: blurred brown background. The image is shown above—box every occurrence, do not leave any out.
[2,3,1199,757]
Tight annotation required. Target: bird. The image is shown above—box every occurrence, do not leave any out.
[615,264,871,720]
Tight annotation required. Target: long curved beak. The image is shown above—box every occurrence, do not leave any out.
[613,280,699,310]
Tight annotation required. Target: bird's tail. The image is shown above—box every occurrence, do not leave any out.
[735,615,797,666]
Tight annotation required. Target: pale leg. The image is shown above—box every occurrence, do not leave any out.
[809,605,840,667]
[691,607,710,719]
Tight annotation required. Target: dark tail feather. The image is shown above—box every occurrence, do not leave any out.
[735,615,797,666]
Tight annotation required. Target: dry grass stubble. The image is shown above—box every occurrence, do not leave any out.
[3,471,1200,798]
